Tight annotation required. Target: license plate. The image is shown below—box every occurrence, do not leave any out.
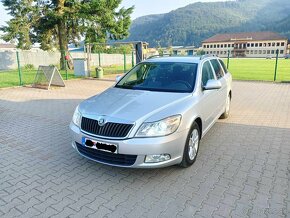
[82,137,118,154]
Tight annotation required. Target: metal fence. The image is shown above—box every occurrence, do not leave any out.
[224,49,290,82]
[0,50,135,88]
[0,49,289,88]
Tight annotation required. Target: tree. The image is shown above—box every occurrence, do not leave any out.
[1,0,134,69]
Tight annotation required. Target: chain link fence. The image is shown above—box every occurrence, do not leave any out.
[0,49,289,88]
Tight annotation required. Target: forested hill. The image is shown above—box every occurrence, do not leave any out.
[125,0,290,47]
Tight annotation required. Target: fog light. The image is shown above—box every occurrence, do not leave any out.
[145,154,171,163]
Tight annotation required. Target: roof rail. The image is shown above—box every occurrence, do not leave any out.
[200,54,217,60]
[147,54,173,59]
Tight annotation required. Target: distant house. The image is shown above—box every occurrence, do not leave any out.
[0,43,16,51]
[172,46,196,56]
[202,32,288,58]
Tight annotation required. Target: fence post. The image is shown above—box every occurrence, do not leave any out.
[131,51,134,67]
[98,52,101,67]
[16,51,23,86]
[274,49,279,81]
[124,52,127,73]
[65,58,68,80]
[227,50,230,69]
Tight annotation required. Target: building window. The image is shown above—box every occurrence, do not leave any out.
[267,50,270,54]
[268,43,271,47]
[272,42,275,47]
[255,43,258,47]
[224,44,227,48]
[247,43,250,47]
[271,50,275,54]
[246,50,249,54]
[214,44,216,48]
[210,51,212,54]
[254,50,258,54]
[259,50,262,54]
[259,43,262,47]
[280,50,284,54]
[217,44,220,48]
[251,43,254,47]
[250,50,253,54]
[221,44,223,48]
[232,44,234,48]
[224,51,227,54]
[263,50,266,54]
[210,45,213,48]
[281,42,285,46]
[263,43,266,47]
[217,51,220,55]
[277,42,280,46]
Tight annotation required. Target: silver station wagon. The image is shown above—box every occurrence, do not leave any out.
[70,55,232,168]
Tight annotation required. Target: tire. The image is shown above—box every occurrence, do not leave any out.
[180,122,200,168]
[220,93,231,119]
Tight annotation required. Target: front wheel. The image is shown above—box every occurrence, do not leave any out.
[220,94,231,119]
[180,122,200,168]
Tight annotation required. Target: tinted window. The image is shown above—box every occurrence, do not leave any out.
[116,62,198,93]
[218,59,228,74]
[202,61,215,86]
[210,59,224,79]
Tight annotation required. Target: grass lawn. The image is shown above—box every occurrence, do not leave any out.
[223,58,290,82]
[101,64,133,75]
[1,60,289,88]
[0,69,79,88]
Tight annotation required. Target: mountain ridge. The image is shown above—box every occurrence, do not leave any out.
[125,0,290,47]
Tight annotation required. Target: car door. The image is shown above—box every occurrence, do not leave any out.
[209,59,228,116]
[199,61,220,130]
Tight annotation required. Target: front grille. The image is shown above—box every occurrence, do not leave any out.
[75,142,137,166]
[81,117,133,138]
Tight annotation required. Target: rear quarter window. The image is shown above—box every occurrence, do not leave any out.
[210,59,224,79]
[218,59,228,74]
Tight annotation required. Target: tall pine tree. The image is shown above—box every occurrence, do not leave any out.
[1,0,133,68]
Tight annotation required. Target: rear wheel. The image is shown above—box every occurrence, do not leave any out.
[220,94,231,119]
[180,122,200,168]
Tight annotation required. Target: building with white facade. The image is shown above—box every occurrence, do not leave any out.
[202,32,288,58]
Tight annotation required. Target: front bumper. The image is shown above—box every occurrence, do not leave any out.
[70,122,188,168]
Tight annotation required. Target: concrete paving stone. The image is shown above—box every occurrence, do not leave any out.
[0,80,289,217]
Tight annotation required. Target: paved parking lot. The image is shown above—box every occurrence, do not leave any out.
[0,79,289,218]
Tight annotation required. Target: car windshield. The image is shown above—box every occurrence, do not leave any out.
[115,62,198,93]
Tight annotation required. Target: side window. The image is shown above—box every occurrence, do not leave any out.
[202,61,215,86]
[210,59,224,79]
[218,59,228,74]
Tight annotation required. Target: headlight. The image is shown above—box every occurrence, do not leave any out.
[72,106,82,127]
[136,115,181,137]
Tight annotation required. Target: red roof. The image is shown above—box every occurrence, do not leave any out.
[203,32,287,43]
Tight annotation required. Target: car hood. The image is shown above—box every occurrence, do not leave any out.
[80,87,191,123]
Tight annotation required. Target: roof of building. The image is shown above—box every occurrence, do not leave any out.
[0,43,16,49]
[202,32,287,43]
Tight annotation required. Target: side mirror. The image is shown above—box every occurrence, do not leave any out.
[203,79,222,90]
[115,75,122,83]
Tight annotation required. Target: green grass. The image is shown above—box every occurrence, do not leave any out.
[1,60,289,88]
[223,58,290,82]
[101,64,133,75]
[0,69,81,88]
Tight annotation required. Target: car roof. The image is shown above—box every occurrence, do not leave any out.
[144,55,218,64]
[144,56,201,64]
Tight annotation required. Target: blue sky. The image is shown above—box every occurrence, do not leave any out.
[0,0,225,27]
